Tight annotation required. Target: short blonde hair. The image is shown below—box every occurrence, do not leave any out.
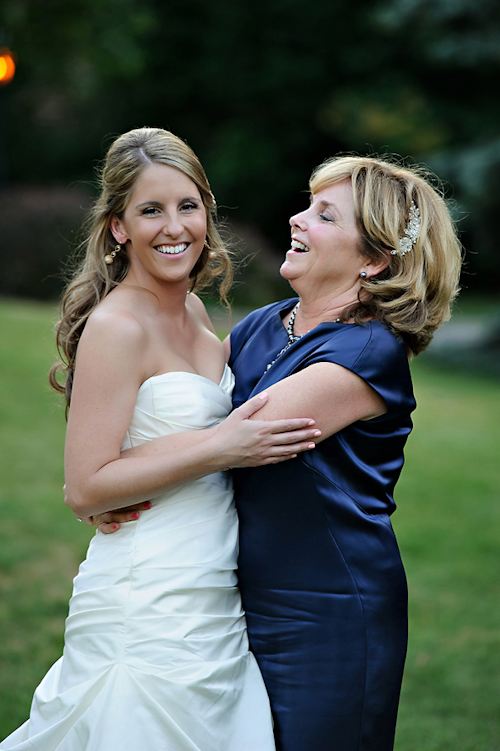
[50,127,232,406]
[310,156,462,355]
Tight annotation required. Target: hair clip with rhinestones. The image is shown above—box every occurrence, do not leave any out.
[392,201,420,256]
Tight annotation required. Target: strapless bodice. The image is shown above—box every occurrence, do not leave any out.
[122,364,235,447]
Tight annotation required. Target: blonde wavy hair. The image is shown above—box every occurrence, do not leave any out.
[309,156,462,355]
[50,127,233,406]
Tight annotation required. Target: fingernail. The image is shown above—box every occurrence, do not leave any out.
[144,502,152,509]
[112,524,119,531]
[258,392,268,400]
[314,430,321,436]
[308,420,315,426]
[131,512,139,519]
[308,443,315,449]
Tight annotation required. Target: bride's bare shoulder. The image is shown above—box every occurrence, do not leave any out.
[186,292,216,333]
[81,288,150,352]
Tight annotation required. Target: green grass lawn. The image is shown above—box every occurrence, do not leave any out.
[0,297,499,748]
[393,361,500,750]
[0,298,94,734]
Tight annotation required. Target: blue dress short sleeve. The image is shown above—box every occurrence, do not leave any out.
[297,317,416,419]
[229,299,415,751]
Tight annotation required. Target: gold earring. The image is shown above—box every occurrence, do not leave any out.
[105,244,122,265]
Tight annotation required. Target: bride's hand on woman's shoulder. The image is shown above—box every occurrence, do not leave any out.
[211,392,320,468]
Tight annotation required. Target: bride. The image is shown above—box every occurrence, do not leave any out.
[1,127,319,751]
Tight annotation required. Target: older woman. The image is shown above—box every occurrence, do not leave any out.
[225,156,461,751]
[97,155,461,751]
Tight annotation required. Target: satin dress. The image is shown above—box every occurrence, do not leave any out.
[229,299,416,751]
[1,367,275,751]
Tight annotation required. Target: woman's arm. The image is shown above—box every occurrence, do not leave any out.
[224,332,385,435]
[245,362,387,437]
[65,311,319,519]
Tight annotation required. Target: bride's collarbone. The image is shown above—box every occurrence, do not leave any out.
[145,337,226,384]
[138,308,224,380]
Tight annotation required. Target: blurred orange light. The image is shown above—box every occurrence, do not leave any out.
[0,48,16,86]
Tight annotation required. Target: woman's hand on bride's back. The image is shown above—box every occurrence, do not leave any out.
[212,392,320,468]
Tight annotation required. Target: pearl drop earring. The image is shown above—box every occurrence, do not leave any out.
[105,244,123,265]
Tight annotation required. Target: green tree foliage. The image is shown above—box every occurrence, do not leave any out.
[1,0,499,295]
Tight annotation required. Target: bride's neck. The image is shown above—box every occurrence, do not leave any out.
[121,270,191,317]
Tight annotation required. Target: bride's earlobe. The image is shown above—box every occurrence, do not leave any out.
[109,215,128,245]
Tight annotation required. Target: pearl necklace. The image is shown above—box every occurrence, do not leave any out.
[265,302,301,371]
[265,303,341,372]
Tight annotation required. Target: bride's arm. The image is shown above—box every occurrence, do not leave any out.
[65,311,319,520]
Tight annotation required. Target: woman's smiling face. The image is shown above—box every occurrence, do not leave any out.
[111,162,207,287]
[281,179,365,298]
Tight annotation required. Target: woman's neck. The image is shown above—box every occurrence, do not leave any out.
[290,288,360,335]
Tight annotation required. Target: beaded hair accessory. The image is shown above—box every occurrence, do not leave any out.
[392,200,420,256]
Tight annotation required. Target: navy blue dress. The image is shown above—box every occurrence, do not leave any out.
[229,299,416,751]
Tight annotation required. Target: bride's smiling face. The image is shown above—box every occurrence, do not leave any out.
[111,162,207,286]
[280,179,365,297]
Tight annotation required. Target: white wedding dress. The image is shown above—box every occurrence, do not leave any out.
[1,367,275,751]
